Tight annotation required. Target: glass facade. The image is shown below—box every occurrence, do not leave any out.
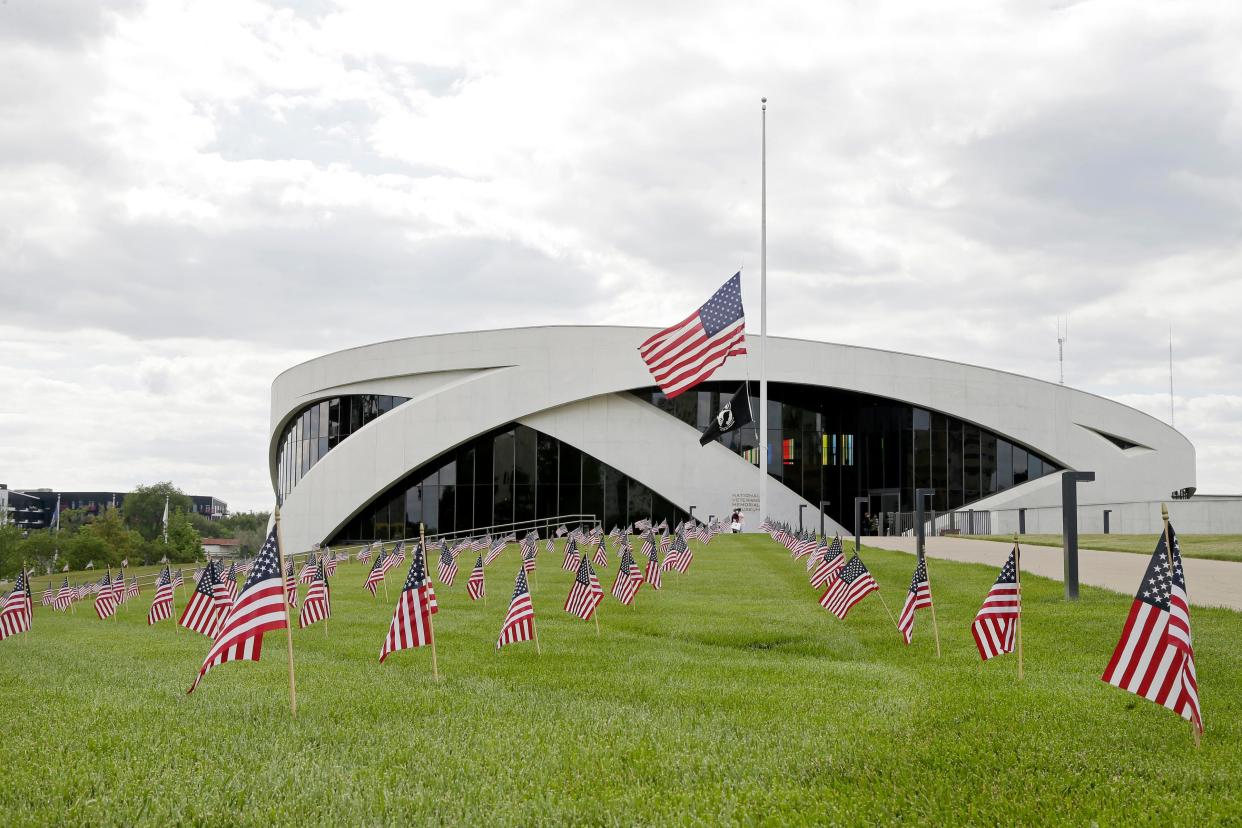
[276,394,410,499]
[328,423,688,543]
[631,382,1060,527]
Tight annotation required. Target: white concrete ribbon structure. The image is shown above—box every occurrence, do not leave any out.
[270,326,1194,554]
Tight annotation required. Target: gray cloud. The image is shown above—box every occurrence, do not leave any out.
[1,0,1240,508]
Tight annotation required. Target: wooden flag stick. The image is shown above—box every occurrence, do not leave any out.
[1014,534,1023,682]
[1162,504,1200,747]
[533,617,542,655]
[422,524,439,681]
[923,557,942,658]
[274,506,299,718]
[593,607,601,637]
[873,588,898,629]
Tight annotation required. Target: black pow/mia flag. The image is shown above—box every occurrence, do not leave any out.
[699,385,753,446]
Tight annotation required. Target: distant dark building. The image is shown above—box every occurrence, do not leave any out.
[0,485,227,532]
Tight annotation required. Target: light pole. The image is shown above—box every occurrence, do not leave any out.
[853,496,868,554]
[1061,471,1095,600]
[819,500,831,540]
[798,504,806,534]
[914,488,935,562]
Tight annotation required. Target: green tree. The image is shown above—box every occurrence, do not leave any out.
[66,532,112,570]
[123,482,193,541]
[57,507,92,535]
[0,525,23,578]
[18,532,60,575]
[166,508,203,563]
[81,507,141,565]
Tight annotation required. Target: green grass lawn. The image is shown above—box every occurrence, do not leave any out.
[2,535,1237,825]
[977,533,1242,563]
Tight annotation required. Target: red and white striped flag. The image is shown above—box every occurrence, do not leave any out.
[284,560,298,608]
[0,570,33,640]
[592,538,608,569]
[40,584,53,607]
[896,558,933,645]
[147,568,175,625]
[971,548,1020,661]
[561,538,579,571]
[611,548,644,606]
[437,542,459,586]
[299,562,331,629]
[466,555,485,601]
[179,561,226,636]
[379,543,438,663]
[642,532,662,590]
[637,272,747,399]
[363,550,388,596]
[54,577,74,611]
[188,528,288,694]
[1101,523,1201,733]
[810,537,846,587]
[818,555,878,620]
[564,554,603,621]
[95,571,119,620]
[299,555,318,584]
[497,568,536,650]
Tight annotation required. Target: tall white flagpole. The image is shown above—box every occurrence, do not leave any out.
[759,97,768,528]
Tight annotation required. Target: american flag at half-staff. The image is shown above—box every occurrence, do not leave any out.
[497,568,537,651]
[379,541,439,664]
[896,558,933,646]
[187,528,289,694]
[466,555,485,601]
[818,555,879,620]
[148,568,175,625]
[637,271,747,399]
[299,562,331,629]
[564,554,603,621]
[1101,519,1201,734]
[970,548,1020,662]
[0,570,33,640]
[611,548,644,606]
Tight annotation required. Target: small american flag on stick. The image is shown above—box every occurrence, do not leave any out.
[1101,519,1201,735]
[638,271,747,399]
[497,567,537,651]
[564,554,603,622]
[896,558,933,646]
[95,571,118,620]
[437,542,459,586]
[611,548,644,606]
[818,555,878,620]
[148,568,175,625]
[187,528,288,694]
[466,555,486,601]
[971,548,1021,662]
[0,570,32,640]
[299,562,331,629]
[379,541,439,664]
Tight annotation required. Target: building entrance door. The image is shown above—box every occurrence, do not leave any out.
[868,488,901,536]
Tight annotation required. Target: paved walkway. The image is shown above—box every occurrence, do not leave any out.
[863,535,1242,612]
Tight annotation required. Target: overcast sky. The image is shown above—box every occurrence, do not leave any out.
[2,0,1240,512]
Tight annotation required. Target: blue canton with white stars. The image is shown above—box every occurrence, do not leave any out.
[994,551,1018,586]
[242,529,282,591]
[697,271,745,337]
[1138,526,1185,610]
[402,543,429,591]
[839,555,870,585]
[909,558,928,593]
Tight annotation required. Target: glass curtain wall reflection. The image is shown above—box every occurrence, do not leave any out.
[631,382,1060,527]
[276,394,410,499]
[328,423,688,544]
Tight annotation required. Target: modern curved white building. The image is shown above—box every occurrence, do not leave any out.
[269,326,1196,553]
